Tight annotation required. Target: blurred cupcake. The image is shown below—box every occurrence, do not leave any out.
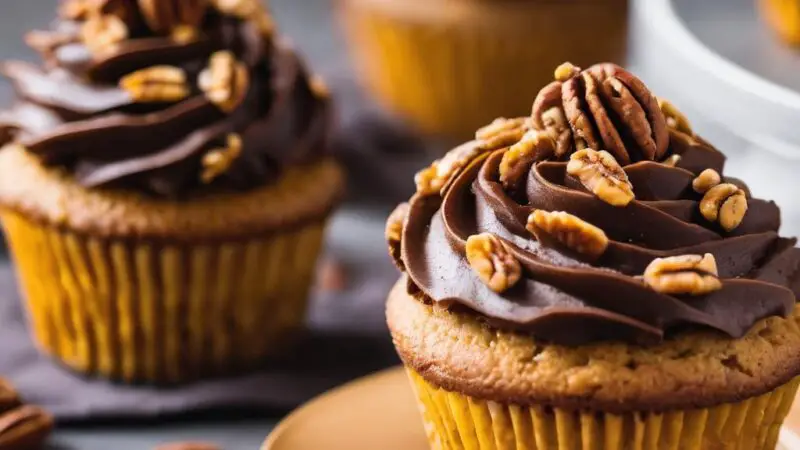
[0,0,343,383]
[386,62,800,448]
[758,0,800,46]
[339,0,628,139]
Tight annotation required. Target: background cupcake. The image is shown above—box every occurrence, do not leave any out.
[758,0,800,46]
[338,0,628,140]
[386,63,800,448]
[0,0,343,384]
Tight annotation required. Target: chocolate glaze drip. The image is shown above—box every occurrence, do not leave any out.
[394,65,800,345]
[0,6,330,197]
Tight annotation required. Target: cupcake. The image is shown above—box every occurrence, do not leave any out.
[338,0,628,139]
[386,62,800,448]
[0,0,343,383]
[758,0,800,46]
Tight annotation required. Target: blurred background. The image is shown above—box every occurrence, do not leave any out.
[1,0,800,448]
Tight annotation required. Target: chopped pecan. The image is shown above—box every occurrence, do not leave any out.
[154,443,221,450]
[692,168,721,194]
[643,253,721,295]
[386,202,409,269]
[198,51,250,112]
[0,405,54,450]
[499,130,555,192]
[414,141,484,197]
[201,134,243,183]
[567,149,635,207]
[465,233,521,293]
[81,13,128,54]
[137,0,208,37]
[0,380,20,415]
[661,154,681,167]
[475,117,527,150]
[700,183,747,231]
[527,210,608,259]
[120,65,189,103]
[658,97,693,136]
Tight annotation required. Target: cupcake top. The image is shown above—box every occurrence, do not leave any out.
[0,0,330,198]
[387,62,800,346]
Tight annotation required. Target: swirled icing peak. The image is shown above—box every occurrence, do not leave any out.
[0,0,331,197]
[387,62,800,346]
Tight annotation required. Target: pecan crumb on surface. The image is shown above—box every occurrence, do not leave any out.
[465,233,521,293]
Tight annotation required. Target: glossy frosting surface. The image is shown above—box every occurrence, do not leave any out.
[0,0,330,197]
[392,64,800,345]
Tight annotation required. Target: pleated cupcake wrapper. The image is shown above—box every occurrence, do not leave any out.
[407,369,800,450]
[2,211,326,384]
[340,0,627,139]
[759,0,800,45]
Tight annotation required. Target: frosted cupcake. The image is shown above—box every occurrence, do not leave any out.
[0,0,343,383]
[386,62,800,448]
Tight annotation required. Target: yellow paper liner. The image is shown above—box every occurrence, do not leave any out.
[2,211,326,384]
[407,368,800,449]
[759,0,800,45]
[339,0,627,139]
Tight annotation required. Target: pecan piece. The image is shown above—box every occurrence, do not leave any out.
[120,66,189,103]
[527,210,608,259]
[138,0,208,37]
[475,117,527,150]
[154,442,222,450]
[414,141,484,197]
[0,405,54,450]
[200,133,243,183]
[554,62,580,82]
[700,183,748,231]
[0,380,20,415]
[658,97,693,136]
[499,130,555,192]
[80,13,128,54]
[692,168,721,194]
[466,233,521,293]
[567,149,634,207]
[386,202,409,270]
[531,81,572,158]
[643,253,721,295]
[198,51,250,112]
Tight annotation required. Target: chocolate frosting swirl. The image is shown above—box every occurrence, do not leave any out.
[391,64,800,346]
[0,0,330,197]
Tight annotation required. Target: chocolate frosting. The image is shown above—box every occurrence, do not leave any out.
[0,1,330,197]
[392,64,800,346]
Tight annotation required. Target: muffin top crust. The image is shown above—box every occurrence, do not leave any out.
[0,0,331,198]
[387,62,800,347]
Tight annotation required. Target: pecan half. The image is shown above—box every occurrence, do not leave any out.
[531,63,669,164]
[475,117,527,151]
[386,202,409,270]
[700,183,748,231]
[567,149,635,207]
[466,233,521,293]
[120,65,189,103]
[658,97,693,136]
[414,141,484,197]
[692,168,721,194]
[81,13,128,55]
[154,442,222,450]
[0,406,54,450]
[198,51,250,113]
[527,210,608,259]
[201,133,243,183]
[0,380,20,415]
[532,81,572,158]
[138,0,208,38]
[643,253,722,295]
[499,130,555,192]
